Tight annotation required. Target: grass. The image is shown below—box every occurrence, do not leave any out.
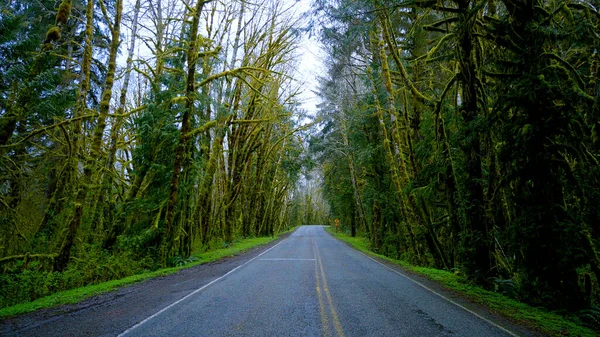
[0,227,297,319]
[325,226,597,337]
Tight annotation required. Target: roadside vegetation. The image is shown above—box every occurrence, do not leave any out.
[326,227,597,337]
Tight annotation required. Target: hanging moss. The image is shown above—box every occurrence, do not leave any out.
[56,0,72,26]
[41,42,53,52]
[44,26,61,44]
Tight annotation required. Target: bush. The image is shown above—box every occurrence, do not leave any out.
[0,248,154,309]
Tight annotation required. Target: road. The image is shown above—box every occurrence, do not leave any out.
[1,226,534,336]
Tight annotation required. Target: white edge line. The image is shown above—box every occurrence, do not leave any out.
[117,238,287,336]
[353,249,520,337]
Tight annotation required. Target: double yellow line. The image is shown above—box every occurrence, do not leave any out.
[313,239,345,337]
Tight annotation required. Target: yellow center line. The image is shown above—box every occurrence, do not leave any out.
[314,240,345,337]
[313,239,330,337]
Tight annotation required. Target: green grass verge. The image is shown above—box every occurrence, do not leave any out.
[325,226,596,337]
[0,227,297,319]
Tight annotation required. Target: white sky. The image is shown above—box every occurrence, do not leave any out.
[292,0,325,115]
[296,33,325,115]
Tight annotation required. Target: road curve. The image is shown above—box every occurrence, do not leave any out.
[1,226,535,337]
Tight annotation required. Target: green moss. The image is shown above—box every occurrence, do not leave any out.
[56,0,72,25]
[44,26,60,44]
[0,227,296,319]
[325,227,597,337]
[41,43,53,52]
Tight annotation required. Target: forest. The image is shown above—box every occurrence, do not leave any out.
[0,0,317,308]
[2,0,600,331]
[310,0,600,327]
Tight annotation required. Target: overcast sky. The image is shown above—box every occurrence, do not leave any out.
[289,0,325,116]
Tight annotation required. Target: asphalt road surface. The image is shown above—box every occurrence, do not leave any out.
[1,226,535,337]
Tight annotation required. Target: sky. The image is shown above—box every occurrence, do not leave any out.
[288,0,326,116]
[296,33,325,115]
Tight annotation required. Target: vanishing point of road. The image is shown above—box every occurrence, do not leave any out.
[1,226,535,337]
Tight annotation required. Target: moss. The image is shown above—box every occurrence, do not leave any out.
[41,43,53,52]
[44,26,61,44]
[56,0,72,25]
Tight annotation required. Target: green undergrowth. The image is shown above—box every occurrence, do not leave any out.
[325,227,596,337]
[0,227,296,319]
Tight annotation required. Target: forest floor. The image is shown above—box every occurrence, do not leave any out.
[326,227,598,337]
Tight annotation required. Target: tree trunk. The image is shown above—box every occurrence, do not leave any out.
[163,0,208,263]
[100,0,141,249]
[55,0,122,271]
[455,0,491,284]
